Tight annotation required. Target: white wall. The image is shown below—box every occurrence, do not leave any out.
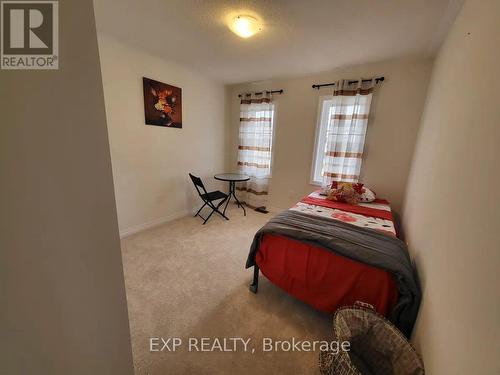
[97,35,226,236]
[226,57,433,216]
[0,1,134,374]
[402,0,500,373]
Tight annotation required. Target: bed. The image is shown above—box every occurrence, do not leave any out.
[246,191,420,337]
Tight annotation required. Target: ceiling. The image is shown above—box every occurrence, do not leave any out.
[94,0,463,84]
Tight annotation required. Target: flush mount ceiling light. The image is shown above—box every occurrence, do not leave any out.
[229,15,261,38]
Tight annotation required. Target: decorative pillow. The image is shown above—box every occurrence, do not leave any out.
[331,181,365,193]
[327,182,362,205]
[326,182,377,204]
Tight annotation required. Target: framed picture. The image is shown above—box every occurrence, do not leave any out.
[142,77,182,128]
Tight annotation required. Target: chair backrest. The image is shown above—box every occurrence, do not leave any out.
[189,173,208,197]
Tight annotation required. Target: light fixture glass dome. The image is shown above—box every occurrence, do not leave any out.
[229,15,261,38]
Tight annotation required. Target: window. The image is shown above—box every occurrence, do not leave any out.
[312,96,334,185]
[311,93,372,185]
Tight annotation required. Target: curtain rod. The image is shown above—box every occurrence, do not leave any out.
[238,89,284,98]
[312,76,385,90]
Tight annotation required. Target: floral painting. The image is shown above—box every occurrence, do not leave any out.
[142,77,182,128]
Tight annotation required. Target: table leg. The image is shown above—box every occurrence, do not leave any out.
[222,181,231,216]
[232,182,246,216]
[222,181,247,217]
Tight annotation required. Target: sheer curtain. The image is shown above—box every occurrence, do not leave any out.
[236,92,274,209]
[322,78,375,187]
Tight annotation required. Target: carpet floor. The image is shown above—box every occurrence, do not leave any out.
[121,204,333,375]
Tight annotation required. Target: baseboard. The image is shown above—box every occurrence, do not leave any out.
[119,209,191,239]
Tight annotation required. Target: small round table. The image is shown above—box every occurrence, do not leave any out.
[214,173,250,216]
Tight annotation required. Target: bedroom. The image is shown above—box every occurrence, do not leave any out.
[2,1,499,374]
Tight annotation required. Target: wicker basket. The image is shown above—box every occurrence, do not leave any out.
[319,304,424,375]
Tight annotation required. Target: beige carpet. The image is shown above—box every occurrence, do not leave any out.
[121,204,333,374]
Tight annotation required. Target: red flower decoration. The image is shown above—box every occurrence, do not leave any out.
[332,212,357,223]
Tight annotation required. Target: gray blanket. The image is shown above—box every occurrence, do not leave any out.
[246,210,421,337]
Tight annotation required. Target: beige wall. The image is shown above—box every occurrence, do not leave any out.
[0,1,134,374]
[402,0,500,373]
[97,35,226,236]
[226,58,433,217]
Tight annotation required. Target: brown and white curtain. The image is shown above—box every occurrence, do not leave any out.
[321,78,375,186]
[236,92,274,209]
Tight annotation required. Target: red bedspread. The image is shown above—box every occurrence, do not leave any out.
[256,235,398,315]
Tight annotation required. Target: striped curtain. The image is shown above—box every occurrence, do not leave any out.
[236,92,274,209]
[322,79,375,186]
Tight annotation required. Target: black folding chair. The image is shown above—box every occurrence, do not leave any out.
[189,173,229,224]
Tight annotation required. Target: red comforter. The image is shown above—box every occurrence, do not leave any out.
[255,195,399,316]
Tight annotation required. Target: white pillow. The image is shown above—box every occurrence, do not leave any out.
[359,187,376,203]
[319,183,331,196]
